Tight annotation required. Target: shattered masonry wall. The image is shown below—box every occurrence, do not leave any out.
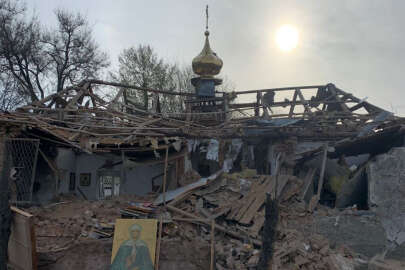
[314,147,405,261]
[367,147,405,248]
[313,212,387,258]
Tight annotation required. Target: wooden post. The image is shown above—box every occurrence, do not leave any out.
[210,219,215,270]
[120,151,125,195]
[155,215,163,270]
[288,90,298,118]
[258,193,278,270]
[162,146,169,207]
[255,92,260,116]
[273,153,282,199]
[316,143,329,200]
[0,136,11,270]
[308,143,328,212]
[223,93,230,122]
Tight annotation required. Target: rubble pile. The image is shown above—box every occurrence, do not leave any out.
[162,170,366,270]
[21,159,405,269]
[27,195,152,255]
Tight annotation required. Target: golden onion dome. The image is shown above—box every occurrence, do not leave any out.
[192,30,223,77]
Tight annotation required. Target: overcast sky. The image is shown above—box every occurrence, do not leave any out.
[27,0,405,115]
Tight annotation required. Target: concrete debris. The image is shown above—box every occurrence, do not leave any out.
[312,211,387,258]
[367,147,405,246]
[16,171,348,269]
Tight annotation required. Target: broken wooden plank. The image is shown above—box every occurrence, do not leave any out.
[316,143,329,199]
[239,178,274,224]
[209,205,232,220]
[167,205,262,246]
[227,176,265,220]
[210,219,215,270]
[239,175,292,224]
[249,210,265,236]
[309,143,328,211]
[227,174,291,225]
[168,190,194,207]
[30,116,89,153]
[172,217,208,223]
[300,168,316,202]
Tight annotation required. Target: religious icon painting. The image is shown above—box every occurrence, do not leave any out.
[111,219,157,270]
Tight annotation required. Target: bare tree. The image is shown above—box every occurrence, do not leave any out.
[0,72,26,111]
[43,9,109,93]
[0,2,109,106]
[0,0,48,101]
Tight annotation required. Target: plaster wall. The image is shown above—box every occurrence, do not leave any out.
[56,148,76,194]
[32,147,175,202]
[74,153,119,200]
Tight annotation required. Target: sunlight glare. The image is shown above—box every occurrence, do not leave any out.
[276,25,299,52]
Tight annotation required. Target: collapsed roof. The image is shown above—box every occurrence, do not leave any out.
[0,79,397,153]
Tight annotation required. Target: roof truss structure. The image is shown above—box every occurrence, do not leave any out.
[0,80,394,152]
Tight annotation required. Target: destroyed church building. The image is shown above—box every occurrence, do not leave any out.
[1,9,405,270]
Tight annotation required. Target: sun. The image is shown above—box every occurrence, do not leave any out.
[276,25,299,52]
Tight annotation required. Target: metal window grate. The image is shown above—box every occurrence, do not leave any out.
[5,138,39,203]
